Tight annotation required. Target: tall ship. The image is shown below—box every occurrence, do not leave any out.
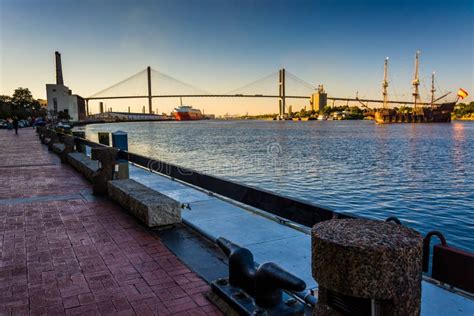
[374,52,456,124]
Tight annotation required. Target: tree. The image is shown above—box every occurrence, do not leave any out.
[453,102,474,118]
[0,95,12,118]
[57,111,71,121]
[0,88,47,120]
[10,88,38,119]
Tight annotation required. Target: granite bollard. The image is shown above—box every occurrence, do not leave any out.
[46,131,59,151]
[311,218,422,316]
[91,147,118,195]
[41,128,52,144]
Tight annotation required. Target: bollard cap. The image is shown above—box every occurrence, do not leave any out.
[311,219,423,300]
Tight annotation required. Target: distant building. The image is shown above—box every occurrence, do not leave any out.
[310,85,328,112]
[89,111,169,122]
[37,99,47,108]
[46,52,86,121]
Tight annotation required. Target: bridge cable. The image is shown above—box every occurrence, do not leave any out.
[88,69,147,98]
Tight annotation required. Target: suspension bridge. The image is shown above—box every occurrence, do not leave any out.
[85,66,437,118]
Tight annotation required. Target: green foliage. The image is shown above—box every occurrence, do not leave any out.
[0,88,47,119]
[0,95,12,118]
[322,106,332,115]
[321,105,364,119]
[240,113,277,120]
[453,102,474,118]
[57,111,71,121]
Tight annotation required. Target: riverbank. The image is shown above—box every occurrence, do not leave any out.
[454,116,474,121]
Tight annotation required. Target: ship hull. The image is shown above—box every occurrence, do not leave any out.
[374,103,455,124]
[173,112,203,121]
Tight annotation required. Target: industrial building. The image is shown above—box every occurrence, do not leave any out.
[46,52,86,121]
[310,85,327,112]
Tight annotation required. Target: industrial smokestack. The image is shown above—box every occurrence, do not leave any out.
[55,51,64,85]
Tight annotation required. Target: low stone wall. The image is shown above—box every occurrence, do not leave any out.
[66,152,99,182]
[108,179,181,227]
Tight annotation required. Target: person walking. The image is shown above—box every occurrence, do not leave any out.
[13,117,19,135]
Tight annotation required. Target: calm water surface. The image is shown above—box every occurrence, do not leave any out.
[81,120,474,251]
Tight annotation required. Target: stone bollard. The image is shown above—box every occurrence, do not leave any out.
[37,126,46,141]
[47,131,59,151]
[91,147,118,195]
[59,135,76,163]
[40,127,51,144]
[311,219,422,316]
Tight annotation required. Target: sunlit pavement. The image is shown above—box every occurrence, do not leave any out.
[0,128,221,315]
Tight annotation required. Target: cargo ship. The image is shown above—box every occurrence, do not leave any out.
[374,52,456,124]
[172,105,203,121]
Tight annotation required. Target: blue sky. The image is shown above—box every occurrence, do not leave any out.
[1,0,472,114]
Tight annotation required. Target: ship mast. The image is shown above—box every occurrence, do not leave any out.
[382,57,389,109]
[412,51,421,109]
[431,72,436,107]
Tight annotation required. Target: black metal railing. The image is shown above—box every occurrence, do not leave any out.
[118,150,354,227]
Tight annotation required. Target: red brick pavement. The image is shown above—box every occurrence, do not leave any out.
[0,129,222,315]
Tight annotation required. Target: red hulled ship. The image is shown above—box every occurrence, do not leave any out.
[172,105,203,121]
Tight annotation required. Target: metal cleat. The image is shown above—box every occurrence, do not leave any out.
[213,237,306,315]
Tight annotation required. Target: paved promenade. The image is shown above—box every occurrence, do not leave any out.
[0,129,221,315]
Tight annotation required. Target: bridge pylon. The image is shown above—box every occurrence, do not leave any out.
[147,66,153,114]
[278,68,286,119]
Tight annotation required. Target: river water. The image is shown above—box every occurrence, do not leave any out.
[81,120,474,252]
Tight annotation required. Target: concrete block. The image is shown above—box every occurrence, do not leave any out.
[108,179,181,227]
[66,152,99,182]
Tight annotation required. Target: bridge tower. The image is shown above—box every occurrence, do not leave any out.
[147,66,153,114]
[279,68,286,119]
[412,51,420,109]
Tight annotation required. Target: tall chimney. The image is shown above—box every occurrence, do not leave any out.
[55,51,64,85]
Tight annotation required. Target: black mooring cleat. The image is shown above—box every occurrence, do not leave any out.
[214,237,307,315]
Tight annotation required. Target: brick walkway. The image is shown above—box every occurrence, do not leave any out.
[0,129,221,315]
